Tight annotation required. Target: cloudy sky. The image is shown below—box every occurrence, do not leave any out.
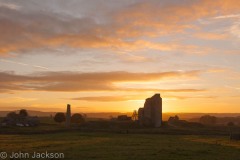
[0,0,239,113]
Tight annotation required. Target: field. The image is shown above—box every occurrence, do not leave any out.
[0,131,240,160]
[1,117,240,160]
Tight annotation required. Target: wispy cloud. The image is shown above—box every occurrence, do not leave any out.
[0,97,37,103]
[0,59,49,70]
[230,21,240,38]
[213,14,240,19]
[193,32,229,40]
[70,94,216,102]
[0,2,21,10]
[0,70,203,92]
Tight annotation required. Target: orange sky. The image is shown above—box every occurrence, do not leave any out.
[0,0,239,113]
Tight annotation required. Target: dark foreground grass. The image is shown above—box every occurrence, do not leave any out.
[0,132,240,160]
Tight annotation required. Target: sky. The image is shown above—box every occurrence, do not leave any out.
[0,0,239,113]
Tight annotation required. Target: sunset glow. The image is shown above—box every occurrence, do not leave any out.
[0,0,239,113]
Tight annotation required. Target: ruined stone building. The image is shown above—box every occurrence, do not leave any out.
[138,94,162,127]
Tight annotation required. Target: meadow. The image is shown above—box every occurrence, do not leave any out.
[0,131,240,160]
[1,117,240,160]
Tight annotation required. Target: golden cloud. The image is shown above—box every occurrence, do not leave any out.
[0,0,239,56]
[193,32,229,40]
[70,94,216,102]
[0,70,203,92]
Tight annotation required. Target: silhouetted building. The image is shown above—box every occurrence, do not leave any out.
[66,104,71,127]
[117,115,132,121]
[168,115,180,124]
[137,108,144,121]
[138,94,162,127]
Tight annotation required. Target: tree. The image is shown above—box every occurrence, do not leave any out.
[5,112,19,126]
[71,113,85,124]
[7,112,18,119]
[54,112,66,123]
[19,109,28,118]
[199,115,217,125]
[132,110,138,121]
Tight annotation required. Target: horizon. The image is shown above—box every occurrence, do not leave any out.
[1,109,240,121]
[0,0,240,113]
[1,109,240,114]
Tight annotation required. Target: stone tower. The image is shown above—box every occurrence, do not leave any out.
[152,94,162,127]
[66,104,71,127]
[138,94,162,127]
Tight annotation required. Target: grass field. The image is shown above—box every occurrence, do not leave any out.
[0,132,240,160]
[1,117,240,160]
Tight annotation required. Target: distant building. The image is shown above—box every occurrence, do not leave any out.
[168,115,179,124]
[117,115,132,121]
[138,94,162,127]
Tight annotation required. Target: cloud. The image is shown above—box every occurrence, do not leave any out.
[165,95,217,100]
[113,0,240,32]
[71,96,136,102]
[0,2,21,10]
[0,70,203,92]
[193,32,229,40]
[207,68,228,73]
[213,14,240,19]
[229,21,240,38]
[70,94,216,102]
[0,0,239,56]
[0,59,49,70]
[0,97,37,103]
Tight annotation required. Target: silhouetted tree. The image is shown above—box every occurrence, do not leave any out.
[19,109,28,118]
[71,113,85,124]
[7,112,18,119]
[199,115,216,125]
[132,110,138,121]
[54,112,66,124]
[3,110,39,126]
[3,112,19,126]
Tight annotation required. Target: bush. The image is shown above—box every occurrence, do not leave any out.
[7,112,18,119]
[199,115,216,126]
[19,109,28,118]
[54,112,66,123]
[71,113,85,124]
